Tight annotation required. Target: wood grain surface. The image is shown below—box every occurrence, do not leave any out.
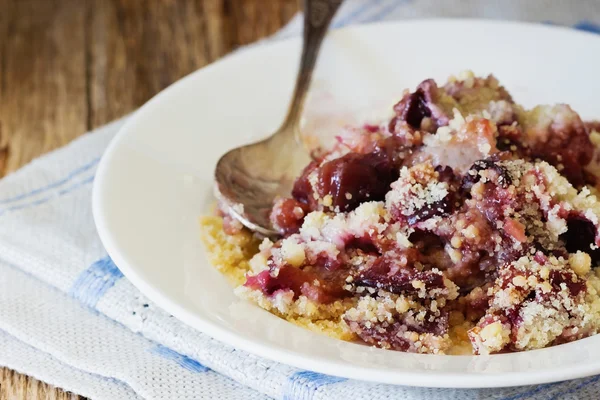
[0,0,299,398]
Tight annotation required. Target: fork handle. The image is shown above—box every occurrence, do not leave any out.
[282,0,343,130]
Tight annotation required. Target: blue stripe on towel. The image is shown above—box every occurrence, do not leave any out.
[542,20,600,35]
[573,20,600,34]
[500,375,600,400]
[547,375,600,400]
[360,0,413,24]
[151,345,209,373]
[283,371,346,400]
[69,256,124,308]
[332,0,384,28]
[0,157,100,205]
[0,175,94,217]
[501,382,559,400]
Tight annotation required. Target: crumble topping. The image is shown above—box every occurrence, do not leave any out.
[385,162,450,222]
[203,71,600,355]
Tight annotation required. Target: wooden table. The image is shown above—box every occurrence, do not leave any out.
[0,1,298,398]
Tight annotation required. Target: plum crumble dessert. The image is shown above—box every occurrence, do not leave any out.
[201,71,600,355]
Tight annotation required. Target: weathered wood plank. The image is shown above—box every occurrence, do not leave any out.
[88,0,212,127]
[0,0,88,177]
[0,368,80,400]
[0,0,299,397]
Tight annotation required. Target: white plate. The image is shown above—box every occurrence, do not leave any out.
[93,19,600,388]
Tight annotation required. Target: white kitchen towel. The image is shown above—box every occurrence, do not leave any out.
[1,1,600,399]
